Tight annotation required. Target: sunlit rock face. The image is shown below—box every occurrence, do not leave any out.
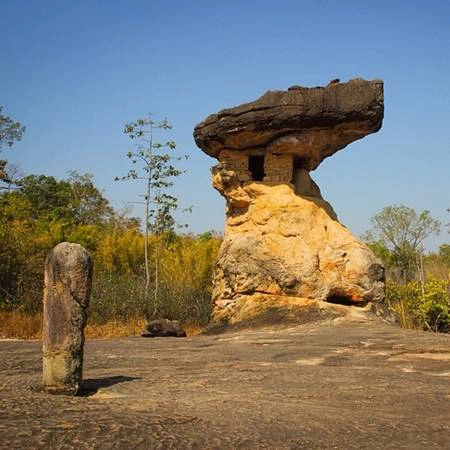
[194,78,385,325]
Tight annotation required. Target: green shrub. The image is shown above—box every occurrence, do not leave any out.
[386,279,450,332]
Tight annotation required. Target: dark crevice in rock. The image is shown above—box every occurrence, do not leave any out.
[326,295,367,307]
[248,155,265,181]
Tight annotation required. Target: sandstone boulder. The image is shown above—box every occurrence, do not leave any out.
[211,180,384,324]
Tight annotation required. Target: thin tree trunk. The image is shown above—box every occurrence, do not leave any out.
[144,124,153,310]
[154,196,159,315]
[419,248,425,296]
[144,175,151,304]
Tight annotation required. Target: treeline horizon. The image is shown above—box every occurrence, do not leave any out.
[0,171,221,325]
[0,169,449,334]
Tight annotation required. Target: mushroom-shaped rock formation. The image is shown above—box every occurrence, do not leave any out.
[194,78,386,326]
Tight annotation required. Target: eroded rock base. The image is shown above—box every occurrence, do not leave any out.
[212,182,385,322]
[211,294,391,330]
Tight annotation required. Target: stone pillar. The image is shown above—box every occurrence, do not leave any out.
[293,168,322,197]
[42,242,93,395]
[218,149,251,182]
[264,152,293,182]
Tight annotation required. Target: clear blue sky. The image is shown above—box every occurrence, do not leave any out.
[1,0,449,250]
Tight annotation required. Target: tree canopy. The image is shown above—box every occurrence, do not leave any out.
[0,106,25,188]
[364,205,441,282]
[12,172,114,225]
[0,106,24,149]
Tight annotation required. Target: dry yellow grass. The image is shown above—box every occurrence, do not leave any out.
[0,311,42,340]
[182,322,206,337]
[0,312,204,339]
[84,317,146,339]
[0,312,146,340]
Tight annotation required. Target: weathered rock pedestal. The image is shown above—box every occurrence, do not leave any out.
[194,78,386,326]
[43,242,93,394]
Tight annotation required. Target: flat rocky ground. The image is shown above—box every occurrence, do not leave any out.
[1,319,450,449]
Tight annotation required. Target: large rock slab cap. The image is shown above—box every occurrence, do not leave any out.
[194,78,383,170]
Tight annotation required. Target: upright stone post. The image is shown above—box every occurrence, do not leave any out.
[43,242,93,395]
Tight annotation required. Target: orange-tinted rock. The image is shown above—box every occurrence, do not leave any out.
[210,181,384,324]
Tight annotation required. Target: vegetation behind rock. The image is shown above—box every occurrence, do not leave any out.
[0,171,220,332]
[0,169,448,337]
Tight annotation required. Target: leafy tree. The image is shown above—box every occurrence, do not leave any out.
[439,244,450,266]
[0,106,25,188]
[67,171,114,225]
[15,172,113,226]
[116,115,188,314]
[0,193,34,306]
[0,106,24,149]
[366,241,393,268]
[447,208,450,234]
[364,205,441,282]
[17,175,73,221]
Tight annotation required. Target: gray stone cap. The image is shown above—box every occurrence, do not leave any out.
[194,78,384,169]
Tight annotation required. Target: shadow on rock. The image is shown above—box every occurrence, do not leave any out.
[79,376,141,396]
